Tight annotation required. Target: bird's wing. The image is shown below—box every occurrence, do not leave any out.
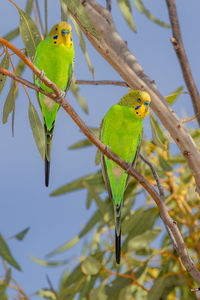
[100,118,114,202]
[125,130,143,189]
[65,59,74,94]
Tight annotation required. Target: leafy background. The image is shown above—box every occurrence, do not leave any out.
[1,0,200,299]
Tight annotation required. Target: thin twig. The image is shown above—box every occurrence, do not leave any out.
[140,153,165,200]
[182,115,198,124]
[139,154,179,251]
[166,0,200,126]
[75,79,128,87]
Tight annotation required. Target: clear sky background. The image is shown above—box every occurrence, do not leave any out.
[0,1,200,299]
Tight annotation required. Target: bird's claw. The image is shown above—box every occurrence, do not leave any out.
[38,70,45,86]
[105,145,111,159]
[57,91,66,103]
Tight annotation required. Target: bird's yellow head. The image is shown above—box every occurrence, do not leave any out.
[119,90,151,119]
[48,22,73,48]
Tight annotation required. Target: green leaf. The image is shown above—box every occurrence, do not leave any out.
[165,86,184,105]
[0,234,21,271]
[79,275,98,298]
[25,0,33,14]
[69,139,92,150]
[133,0,171,28]
[31,255,68,266]
[28,102,45,160]
[63,0,100,39]
[63,264,83,286]
[117,0,136,32]
[79,210,101,238]
[70,79,88,113]
[150,113,167,149]
[71,17,95,78]
[60,0,69,22]
[158,155,173,172]
[14,227,30,241]
[19,9,42,60]
[0,285,7,300]
[95,149,101,166]
[1,28,19,45]
[0,53,9,96]
[122,207,158,252]
[2,81,17,124]
[50,171,104,196]
[47,236,79,257]
[105,272,132,296]
[127,228,161,251]
[37,290,57,300]
[81,256,101,275]
[147,274,185,300]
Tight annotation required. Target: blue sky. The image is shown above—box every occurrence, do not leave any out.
[0,0,200,298]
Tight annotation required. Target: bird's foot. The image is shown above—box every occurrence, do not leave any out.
[39,70,45,86]
[126,163,133,173]
[57,91,66,103]
[105,145,111,159]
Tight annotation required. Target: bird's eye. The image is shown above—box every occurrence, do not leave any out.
[144,101,150,106]
[137,98,141,103]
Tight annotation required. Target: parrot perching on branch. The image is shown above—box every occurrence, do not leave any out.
[100,90,151,264]
[34,21,75,187]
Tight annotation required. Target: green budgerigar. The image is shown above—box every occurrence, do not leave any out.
[100,90,151,264]
[34,22,75,186]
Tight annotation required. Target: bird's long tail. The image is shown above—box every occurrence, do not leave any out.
[44,122,55,187]
[115,204,122,264]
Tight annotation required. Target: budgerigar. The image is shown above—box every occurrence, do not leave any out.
[34,22,75,186]
[100,90,151,264]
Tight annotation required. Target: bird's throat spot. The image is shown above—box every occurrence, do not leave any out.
[111,166,123,177]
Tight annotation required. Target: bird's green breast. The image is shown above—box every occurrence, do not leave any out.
[102,104,143,204]
[34,37,74,130]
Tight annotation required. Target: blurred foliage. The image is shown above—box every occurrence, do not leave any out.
[0,0,200,300]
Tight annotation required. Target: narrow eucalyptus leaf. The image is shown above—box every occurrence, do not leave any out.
[0,53,9,95]
[50,171,103,196]
[47,236,79,257]
[133,0,171,28]
[63,0,100,39]
[19,9,41,60]
[37,290,57,300]
[69,139,92,150]
[158,155,173,172]
[0,285,7,300]
[31,255,68,266]
[117,0,136,32]
[28,102,45,160]
[127,228,161,251]
[81,256,101,275]
[25,0,33,14]
[0,234,21,271]
[147,274,185,300]
[2,82,17,124]
[165,86,184,105]
[150,113,166,149]
[14,226,30,241]
[1,28,19,45]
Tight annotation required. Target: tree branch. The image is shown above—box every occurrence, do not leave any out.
[0,61,199,285]
[75,0,200,194]
[76,79,128,86]
[165,0,200,126]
